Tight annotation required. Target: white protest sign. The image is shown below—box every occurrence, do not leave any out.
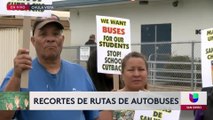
[201,28,213,87]
[134,110,180,120]
[0,0,52,17]
[96,15,131,75]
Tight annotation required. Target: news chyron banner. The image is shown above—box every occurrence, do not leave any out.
[201,28,213,87]
[96,15,131,75]
[0,92,29,110]
[28,92,206,111]
[180,92,207,110]
[0,92,206,112]
[0,0,52,17]
[30,92,180,110]
[133,92,206,120]
[134,92,207,120]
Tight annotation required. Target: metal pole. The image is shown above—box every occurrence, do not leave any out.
[191,42,195,90]
[77,46,80,64]
[153,25,157,85]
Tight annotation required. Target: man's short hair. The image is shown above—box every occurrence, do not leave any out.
[32,14,64,36]
[89,34,95,40]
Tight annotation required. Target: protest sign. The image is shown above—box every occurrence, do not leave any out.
[201,28,213,87]
[96,15,131,75]
[134,110,180,120]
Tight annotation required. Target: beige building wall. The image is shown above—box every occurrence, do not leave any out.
[68,0,213,57]
[0,28,19,84]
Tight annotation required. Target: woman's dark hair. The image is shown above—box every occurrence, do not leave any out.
[121,51,148,73]
[87,50,123,91]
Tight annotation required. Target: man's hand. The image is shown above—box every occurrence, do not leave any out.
[13,48,32,79]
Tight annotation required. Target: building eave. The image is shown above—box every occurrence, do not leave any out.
[53,0,132,11]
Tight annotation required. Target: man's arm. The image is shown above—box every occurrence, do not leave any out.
[0,48,32,119]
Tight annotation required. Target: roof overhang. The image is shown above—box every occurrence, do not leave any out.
[53,0,132,11]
